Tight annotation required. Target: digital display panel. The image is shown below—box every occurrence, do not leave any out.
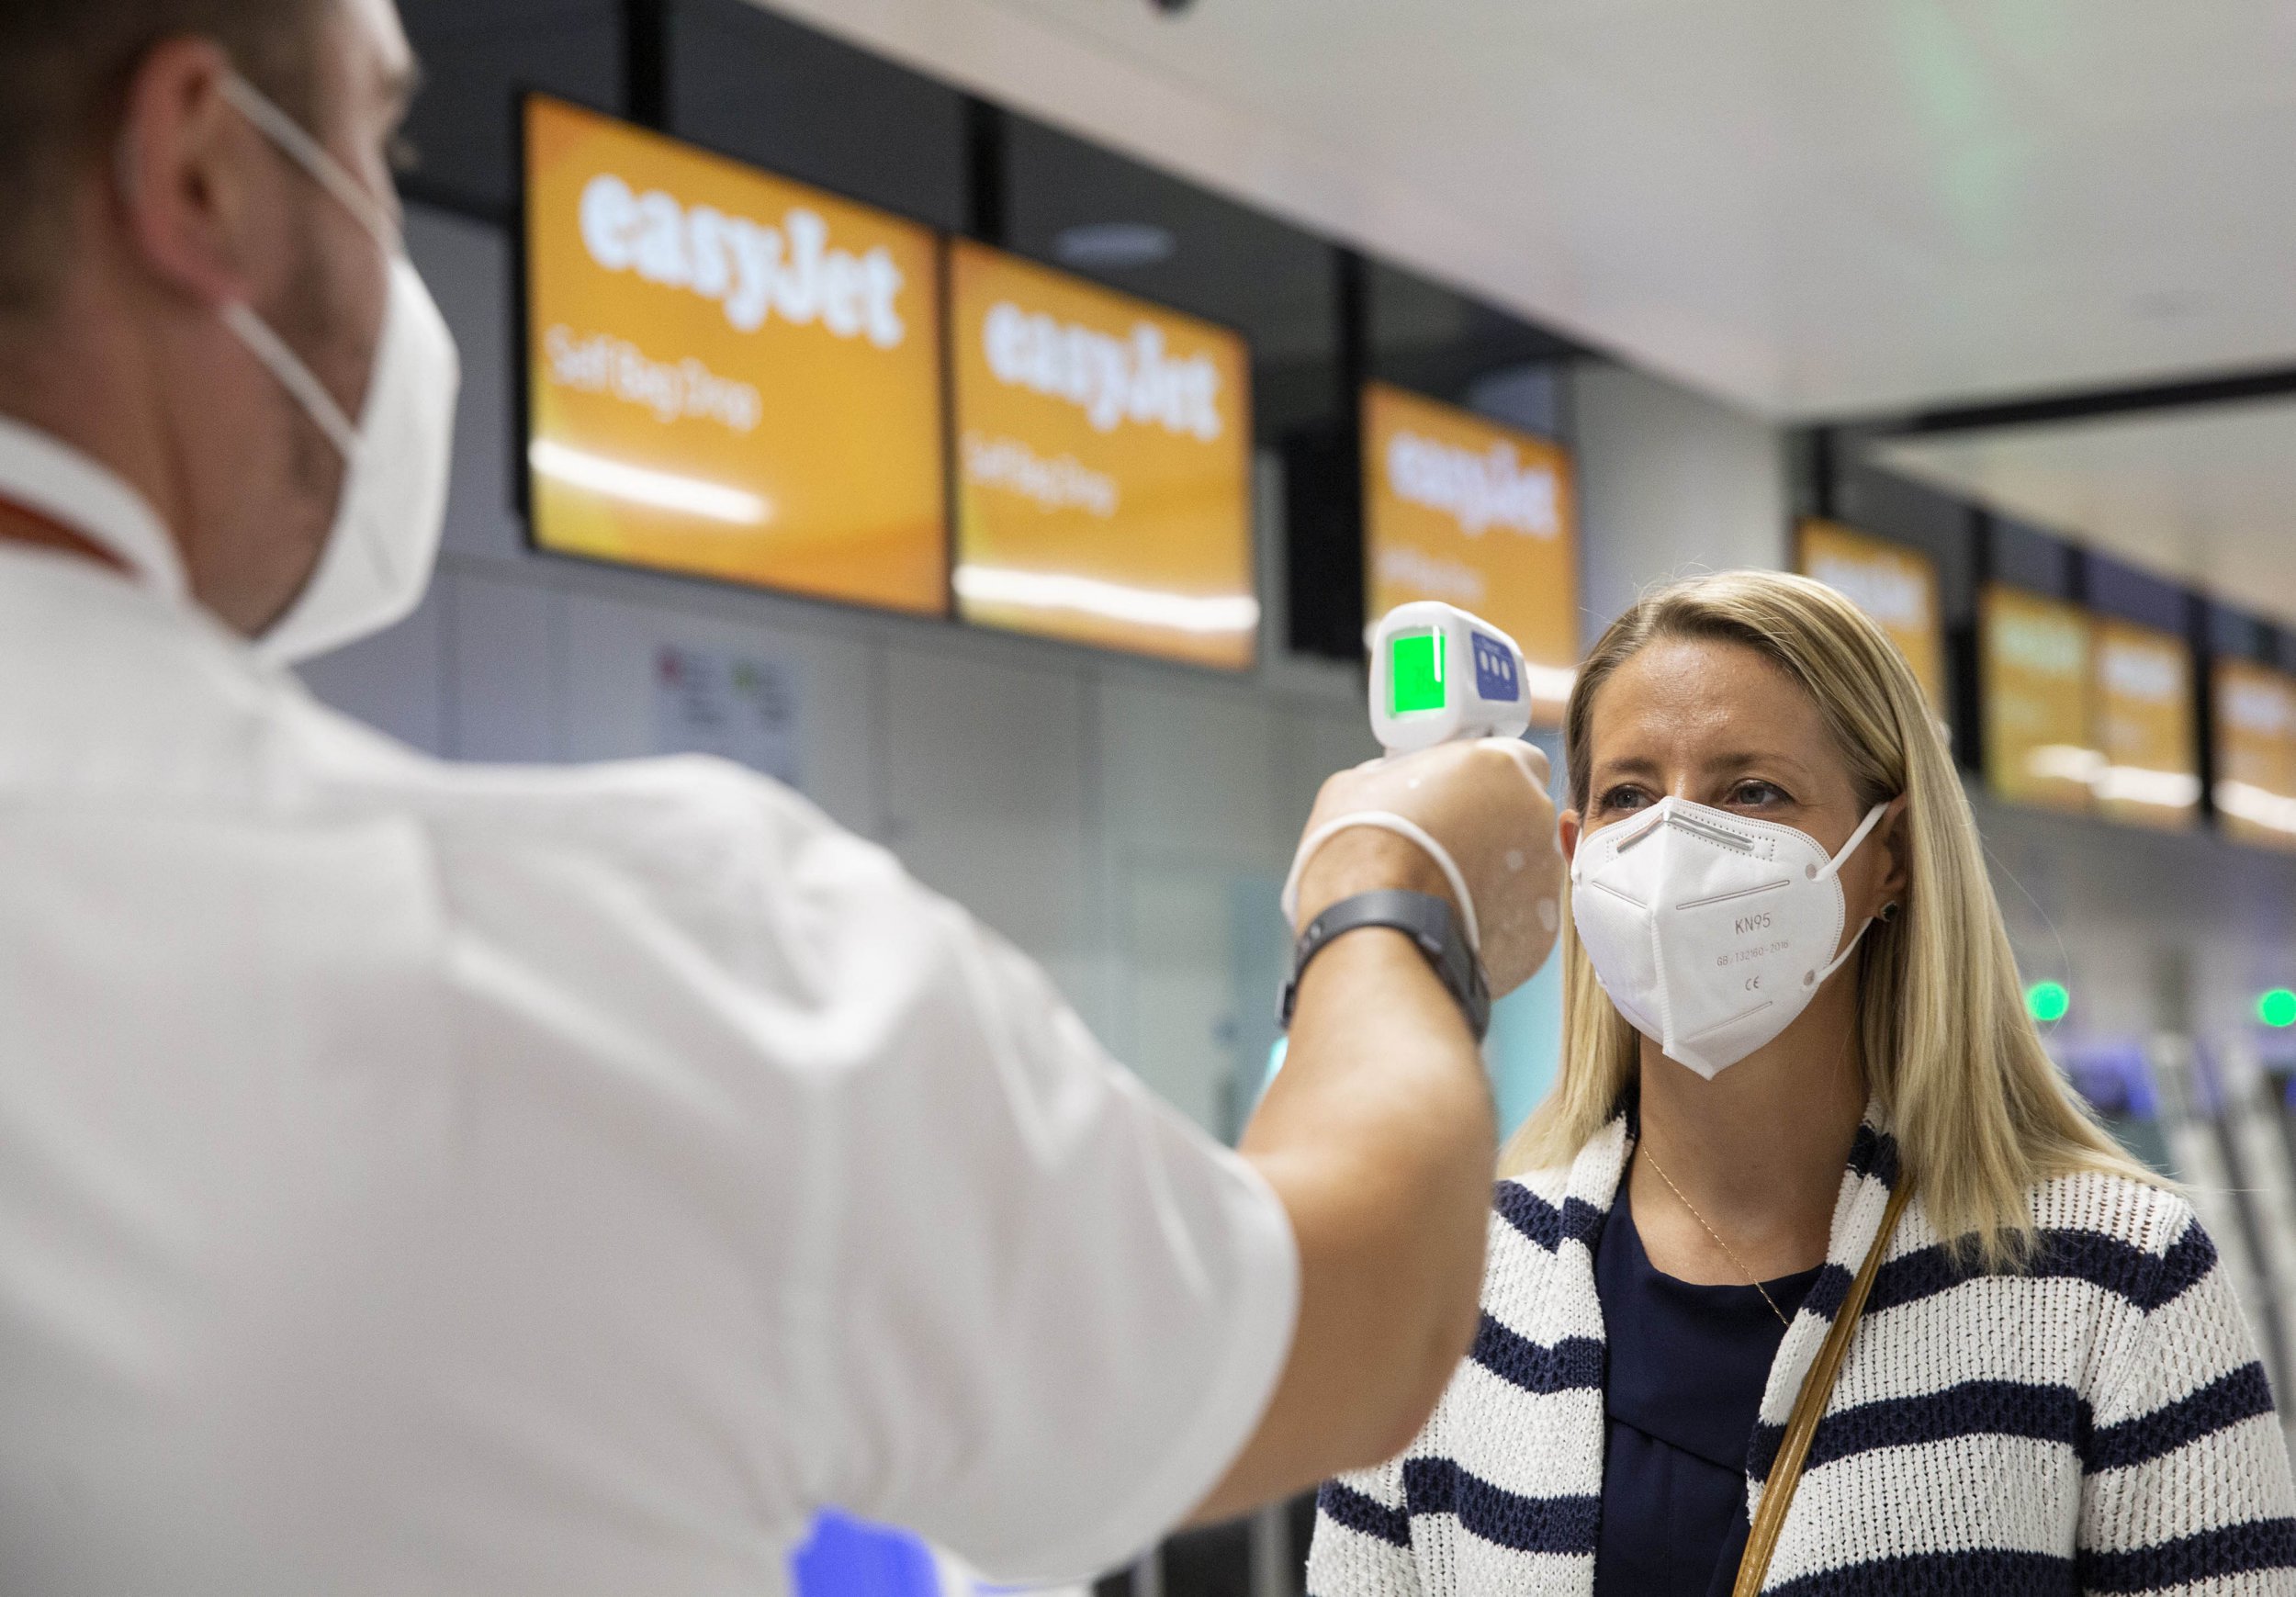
[1796,519,1946,716]
[949,240,1256,669]
[1390,631,1446,714]
[523,96,947,612]
[1362,382,1577,723]
[2214,658,2296,849]
[1981,584,2094,814]
[2089,618,2199,830]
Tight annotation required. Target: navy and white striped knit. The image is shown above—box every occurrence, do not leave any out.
[1309,1106,2296,1595]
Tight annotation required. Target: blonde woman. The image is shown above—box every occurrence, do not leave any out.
[1308,572,2296,1596]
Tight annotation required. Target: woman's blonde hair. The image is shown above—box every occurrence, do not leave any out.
[1501,569,2155,1269]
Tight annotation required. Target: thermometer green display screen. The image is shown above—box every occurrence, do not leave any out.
[1390,631,1446,714]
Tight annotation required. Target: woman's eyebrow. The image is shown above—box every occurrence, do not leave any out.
[1707,750,1815,778]
[1590,756,1666,784]
[1590,750,1816,784]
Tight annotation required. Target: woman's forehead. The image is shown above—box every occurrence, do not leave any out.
[1586,637,1833,768]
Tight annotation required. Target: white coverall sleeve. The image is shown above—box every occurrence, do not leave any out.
[788,816,1300,1580]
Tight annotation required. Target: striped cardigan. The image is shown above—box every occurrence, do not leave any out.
[1309,1108,2296,1595]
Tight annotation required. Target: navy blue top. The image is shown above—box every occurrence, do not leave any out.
[1592,1179,1822,1597]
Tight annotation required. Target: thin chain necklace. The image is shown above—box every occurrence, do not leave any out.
[1638,1143,1791,1328]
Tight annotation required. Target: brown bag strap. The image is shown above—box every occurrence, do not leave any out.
[1731,1179,1914,1597]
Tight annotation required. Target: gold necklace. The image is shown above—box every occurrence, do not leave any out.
[1638,1143,1792,1328]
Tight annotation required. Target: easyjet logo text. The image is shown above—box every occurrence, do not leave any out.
[981,303,1222,440]
[1385,432,1560,537]
[1809,554,1927,630]
[2099,638,2182,703]
[1992,610,2086,677]
[578,173,906,345]
[2223,676,2292,737]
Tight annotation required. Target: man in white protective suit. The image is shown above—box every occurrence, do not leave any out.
[0,1,1566,1591]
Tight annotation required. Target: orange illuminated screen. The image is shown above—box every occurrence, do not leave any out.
[2214,658,2296,849]
[2088,618,2197,830]
[1362,382,1577,723]
[949,241,1255,669]
[523,96,946,612]
[1796,519,1945,716]
[1981,585,2093,814]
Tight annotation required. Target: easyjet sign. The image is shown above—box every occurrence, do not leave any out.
[523,95,946,615]
[1362,382,1577,720]
[981,302,1223,440]
[1383,430,1561,538]
[1795,520,1945,715]
[949,239,1254,670]
[578,173,907,344]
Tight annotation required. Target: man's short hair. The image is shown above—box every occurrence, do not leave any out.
[0,0,326,316]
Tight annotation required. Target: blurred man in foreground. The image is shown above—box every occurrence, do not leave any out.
[0,1,1563,1590]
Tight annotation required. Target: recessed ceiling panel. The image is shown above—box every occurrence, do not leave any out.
[756,0,2296,420]
[1875,399,2296,629]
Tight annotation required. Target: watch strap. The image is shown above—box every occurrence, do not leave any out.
[1278,888,1491,1042]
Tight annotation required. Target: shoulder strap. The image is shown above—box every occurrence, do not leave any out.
[1732,1179,1914,1597]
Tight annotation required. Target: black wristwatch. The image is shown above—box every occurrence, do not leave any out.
[1277,889,1491,1042]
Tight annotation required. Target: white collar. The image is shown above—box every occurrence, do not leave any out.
[0,413,186,604]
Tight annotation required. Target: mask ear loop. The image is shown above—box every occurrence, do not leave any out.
[218,73,400,256]
[210,72,395,465]
[220,303,361,457]
[1806,800,1896,988]
[1815,801,1891,883]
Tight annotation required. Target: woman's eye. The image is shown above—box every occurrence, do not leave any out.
[1597,785,1651,813]
[1728,781,1789,808]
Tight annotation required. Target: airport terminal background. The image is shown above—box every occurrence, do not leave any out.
[293,6,2296,1597]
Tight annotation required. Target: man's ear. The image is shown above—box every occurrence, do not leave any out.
[115,36,273,309]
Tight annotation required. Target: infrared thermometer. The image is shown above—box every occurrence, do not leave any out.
[1368,602,1532,755]
[1279,600,1534,959]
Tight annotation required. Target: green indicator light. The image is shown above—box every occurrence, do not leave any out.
[2026,981,2070,1024]
[1390,631,1446,714]
[2260,988,2296,1029]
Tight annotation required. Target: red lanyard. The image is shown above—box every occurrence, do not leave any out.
[0,490,131,575]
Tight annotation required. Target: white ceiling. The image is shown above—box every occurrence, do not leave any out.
[761,0,2296,422]
[1877,402,2296,628]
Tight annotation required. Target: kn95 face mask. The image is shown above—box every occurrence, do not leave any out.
[215,72,461,666]
[1570,795,1890,1079]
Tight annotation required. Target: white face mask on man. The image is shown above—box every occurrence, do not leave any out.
[214,72,460,664]
[1570,795,1891,1079]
